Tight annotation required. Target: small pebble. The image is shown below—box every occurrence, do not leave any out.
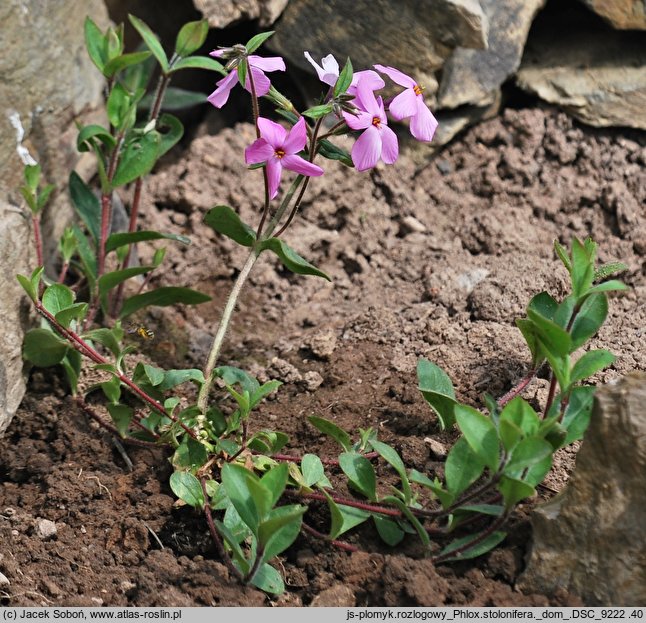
[0,572,10,587]
[424,437,448,458]
[36,518,57,540]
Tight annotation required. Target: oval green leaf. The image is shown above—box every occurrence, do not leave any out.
[204,205,257,247]
[23,329,69,367]
[119,287,211,319]
[169,472,204,509]
[258,237,330,280]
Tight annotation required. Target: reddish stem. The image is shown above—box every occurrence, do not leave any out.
[497,366,540,407]
[294,491,403,518]
[543,375,558,419]
[58,261,69,284]
[264,451,379,467]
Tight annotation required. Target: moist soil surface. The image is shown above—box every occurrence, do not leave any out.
[1,106,645,607]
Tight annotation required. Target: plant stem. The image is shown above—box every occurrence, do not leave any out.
[200,478,244,583]
[31,214,43,269]
[543,374,558,418]
[497,366,540,407]
[243,546,264,585]
[260,450,379,467]
[301,522,359,552]
[197,248,259,413]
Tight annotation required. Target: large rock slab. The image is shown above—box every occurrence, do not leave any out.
[518,374,646,605]
[579,0,646,30]
[517,26,646,130]
[193,0,288,28]
[269,0,488,99]
[0,0,108,435]
[437,0,546,109]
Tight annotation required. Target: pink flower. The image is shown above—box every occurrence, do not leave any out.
[245,117,324,199]
[374,64,438,142]
[304,52,385,97]
[342,78,398,172]
[207,53,286,108]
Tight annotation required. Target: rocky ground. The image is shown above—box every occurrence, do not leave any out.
[0,105,644,606]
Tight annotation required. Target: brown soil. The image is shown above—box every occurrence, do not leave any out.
[1,106,644,607]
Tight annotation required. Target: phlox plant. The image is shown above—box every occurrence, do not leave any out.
[16,23,627,596]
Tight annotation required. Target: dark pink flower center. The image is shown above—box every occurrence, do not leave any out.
[372,116,382,128]
[414,84,424,96]
[274,148,286,159]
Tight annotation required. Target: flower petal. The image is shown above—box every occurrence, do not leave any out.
[249,55,286,72]
[282,154,324,177]
[304,51,338,86]
[349,69,385,93]
[380,125,399,164]
[352,126,382,172]
[343,109,373,131]
[207,71,238,108]
[388,89,418,120]
[283,117,308,154]
[209,49,225,58]
[246,66,271,97]
[353,76,381,115]
[257,117,287,147]
[266,158,282,199]
[410,98,438,142]
[245,138,275,165]
[373,64,416,88]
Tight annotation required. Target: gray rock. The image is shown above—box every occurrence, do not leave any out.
[270,0,488,100]
[438,0,546,109]
[518,373,646,605]
[579,0,646,30]
[193,0,288,28]
[0,0,108,435]
[36,518,58,540]
[516,27,646,130]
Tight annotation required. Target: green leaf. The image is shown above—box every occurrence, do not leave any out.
[499,397,540,437]
[17,266,43,302]
[100,377,121,403]
[570,293,608,350]
[169,472,204,508]
[454,504,505,517]
[76,124,115,151]
[454,405,499,472]
[55,303,88,329]
[23,329,69,367]
[505,437,553,475]
[237,61,248,90]
[334,57,353,97]
[169,56,225,74]
[106,83,134,130]
[554,239,572,272]
[594,262,628,282]
[24,164,40,190]
[382,495,431,551]
[133,362,164,387]
[215,366,260,396]
[42,284,74,316]
[106,230,190,253]
[173,437,208,469]
[174,19,208,57]
[258,238,330,280]
[158,369,205,391]
[157,113,184,157]
[111,131,162,188]
[571,237,594,299]
[370,439,412,503]
[499,476,535,509]
[303,103,333,119]
[409,470,454,509]
[301,454,325,488]
[308,415,352,452]
[36,184,55,212]
[128,15,169,72]
[586,280,628,295]
[250,563,284,595]
[82,327,121,357]
[317,139,353,167]
[106,403,133,437]
[85,17,108,73]
[98,266,154,298]
[103,51,152,79]
[527,308,572,358]
[140,87,207,111]
[258,505,306,560]
[245,31,274,54]
[69,172,101,243]
[214,519,249,571]
[250,380,281,409]
[61,349,82,395]
[221,463,261,535]
[417,359,458,430]
[260,464,289,508]
[571,349,615,384]
[445,436,485,496]
[437,530,507,562]
[204,205,257,247]
[373,515,405,546]
[556,385,595,445]
[339,452,376,500]
[323,490,369,539]
[554,295,576,329]
[528,291,558,321]
[71,225,97,287]
[119,286,211,319]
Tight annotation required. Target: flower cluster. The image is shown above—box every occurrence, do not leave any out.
[207,46,438,196]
